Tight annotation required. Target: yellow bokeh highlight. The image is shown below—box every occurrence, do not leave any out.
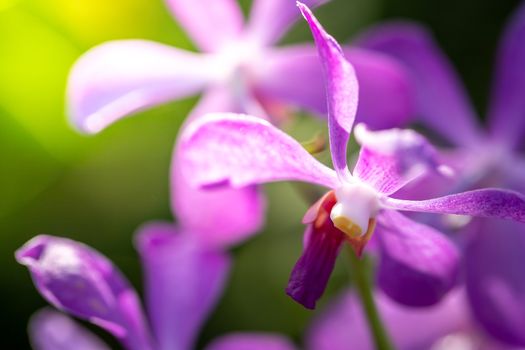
[0,7,81,160]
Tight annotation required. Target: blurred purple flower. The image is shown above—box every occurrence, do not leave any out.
[177,3,525,310]
[66,0,415,250]
[308,288,524,350]
[356,2,525,346]
[16,236,155,350]
[67,0,413,134]
[16,227,230,350]
[204,288,525,350]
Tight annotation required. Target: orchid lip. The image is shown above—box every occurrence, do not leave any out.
[330,181,380,238]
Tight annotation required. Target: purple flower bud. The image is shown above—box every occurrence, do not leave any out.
[16,235,153,350]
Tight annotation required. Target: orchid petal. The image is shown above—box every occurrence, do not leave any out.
[353,124,450,195]
[206,333,297,350]
[179,113,338,189]
[67,40,213,133]
[254,45,325,116]
[383,189,525,223]
[465,218,525,346]
[29,309,110,350]
[488,2,525,149]
[287,224,345,310]
[376,211,460,307]
[256,46,413,130]
[357,22,482,146]
[15,235,153,350]
[136,223,231,350]
[299,3,358,180]
[173,162,266,248]
[390,149,467,202]
[165,0,244,52]
[307,289,470,350]
[247,0,328,46]
[172,89,266,248]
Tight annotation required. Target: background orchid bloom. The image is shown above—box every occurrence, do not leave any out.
[164,289,524,350]
[204,286,503,350]
[67,0,413,133]
[16,228,232,350]
[308,289,524,350]
[356,1,525,346]
[178,3,525,310]
[66,0,414,250]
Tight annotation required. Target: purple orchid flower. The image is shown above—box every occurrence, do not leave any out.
[177,3,525,310]
[205,288,524,350]
[308,288,524,350]
[355,2,525,345]
[16,227,230,350]
[66,0,415,249]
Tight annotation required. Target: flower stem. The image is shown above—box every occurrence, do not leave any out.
[347,247,394,350]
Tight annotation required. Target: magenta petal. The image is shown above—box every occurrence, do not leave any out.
[383,188,525,223]
[465,219,525,346]
[286,225,345,309]
[179,113,338,189]
[172,89,266,248]
[15,235,153,350]
[67,40,212,133]
[206,333,297,350]
[299,3,358,180]
[165,0,243,52]
[488,2,525,149]
[376,211,460,307]
[135,223,231,350]
[357,22,481,147]
[247,0,328,45]
[29,308,110,350]
[353,124,448,195]
[173,161,266,248]
[307,289,470,350]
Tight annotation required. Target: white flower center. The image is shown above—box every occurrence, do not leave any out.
[330,182,380,238]
[212,38,263,85]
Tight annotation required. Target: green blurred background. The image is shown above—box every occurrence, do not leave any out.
[0,0,519,347]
